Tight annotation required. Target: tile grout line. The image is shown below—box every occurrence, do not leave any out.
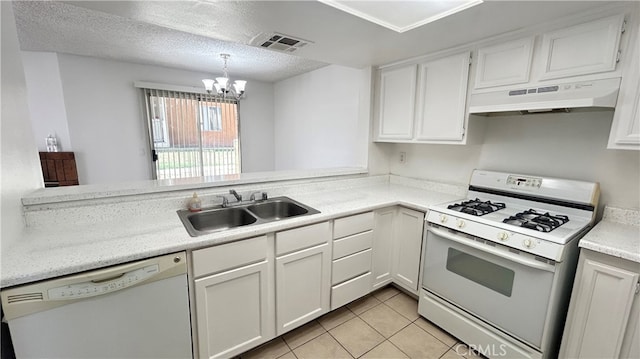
[326,305,375,358]
[324,327,357,358]
[357,301,413,337]
[381,291,459,350]
[411,316,460,350]
[377,291,462,357]
[282,320,327,353]
[335,306,360,358]
[351,298,414,358]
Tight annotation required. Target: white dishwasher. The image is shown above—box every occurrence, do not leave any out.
[1,251,193,358]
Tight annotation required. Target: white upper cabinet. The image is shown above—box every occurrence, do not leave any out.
[415,51,471,142]
[539,14,625,80]
[378,65,417,140]
[376,51,471,144]
[474,37,534,89]
[609,5,640,150]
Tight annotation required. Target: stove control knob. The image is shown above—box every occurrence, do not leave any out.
[456,219,465,228]
[439,214,448,223]
[523,239,534,248]
[497,232,509,241]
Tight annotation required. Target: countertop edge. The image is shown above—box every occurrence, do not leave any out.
[579,206,640,263]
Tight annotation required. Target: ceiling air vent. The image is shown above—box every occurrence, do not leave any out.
[253,32,313,53]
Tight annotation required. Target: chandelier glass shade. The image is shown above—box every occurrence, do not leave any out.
[202,54,246,99]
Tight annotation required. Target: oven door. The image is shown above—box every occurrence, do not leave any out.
[422,225,556,349]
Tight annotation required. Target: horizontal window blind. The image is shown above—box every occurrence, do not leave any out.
[143,88,241,180]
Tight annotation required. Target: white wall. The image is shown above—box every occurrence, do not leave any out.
[22,52,275,185]
[379,111,640,210]
[273,65,369,170]
[1,3,44,250]
[239,80,275,172]
[21,52,72,152]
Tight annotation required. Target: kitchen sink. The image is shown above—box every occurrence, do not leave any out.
[177,196,320,237]
[247,198,318,220]
[186,207,257,233]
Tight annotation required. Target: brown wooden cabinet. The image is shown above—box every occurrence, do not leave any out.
[39,152,79,187]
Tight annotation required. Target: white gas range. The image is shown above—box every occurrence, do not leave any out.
[418,170,599,359]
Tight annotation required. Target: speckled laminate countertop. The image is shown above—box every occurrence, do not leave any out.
[1,177,463,288]
[579,206,640,263]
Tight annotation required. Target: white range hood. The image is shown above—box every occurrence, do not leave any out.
[468,77,621,115]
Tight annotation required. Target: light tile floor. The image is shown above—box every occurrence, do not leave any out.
[241,285,483,359]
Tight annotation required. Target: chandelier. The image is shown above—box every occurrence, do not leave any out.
[202,54,247,99]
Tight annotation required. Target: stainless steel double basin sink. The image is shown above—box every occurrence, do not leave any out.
[177,196,320,237]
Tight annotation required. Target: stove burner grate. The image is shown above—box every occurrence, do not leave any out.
[447,198,506,216]
[503,209,569,232]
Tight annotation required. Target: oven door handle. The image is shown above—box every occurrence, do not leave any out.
[427,226,556,273]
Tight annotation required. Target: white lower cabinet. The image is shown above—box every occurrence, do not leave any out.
[372,208,396,290]
[330,212,374,310]
[192,236,274,359]
[189,207,428,357]
[391,207,425,294]
[275,222,331,336]
[560,249,640,358]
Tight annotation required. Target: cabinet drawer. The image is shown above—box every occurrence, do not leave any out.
[192,236,267,278]
[333,231,373,260]
[332,249,372,285]
[333,212,374,239]
[331,272,372,310]
[276,222,330,256]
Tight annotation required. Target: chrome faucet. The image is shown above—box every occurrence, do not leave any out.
[249,191,268,201]
[229,189,242,202]
[216,195,229,207]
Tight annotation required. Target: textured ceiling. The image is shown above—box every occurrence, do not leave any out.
[12,1,329,82]
[12,1,617,83]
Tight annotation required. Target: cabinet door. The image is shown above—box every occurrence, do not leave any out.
[391,208,425,294]
[560,254,639,358]
[474,37,534,89]
[378,65,417,140]
[621,290,640,358]
[195,261,272,359]
[539,14,625,80]
[372,208,395,290]
[414,52,470,142]
[609,8,640,150]
[276,243,331,335]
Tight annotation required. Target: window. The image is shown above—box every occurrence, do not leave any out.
[201,105,222,131]
[150,98,169,147]
[143,88,241,180]
[151,116,169,145]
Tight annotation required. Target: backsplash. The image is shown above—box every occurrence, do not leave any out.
[603,206,640,226]
[380,111,640,211]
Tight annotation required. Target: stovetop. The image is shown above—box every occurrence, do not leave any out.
[447,199,506,216]
[447,198,572,233]
[432,194,592,244]
[427,170,599,260]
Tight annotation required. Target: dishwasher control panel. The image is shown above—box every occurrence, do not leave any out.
[48,264,159,300]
